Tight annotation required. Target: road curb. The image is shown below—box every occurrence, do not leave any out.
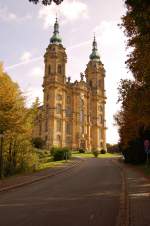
[112,159,129,226]
[0,158,85,193]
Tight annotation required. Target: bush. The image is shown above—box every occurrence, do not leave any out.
[121,138,146,164]
[92,150,99,158]
[32,137,45,149]
[62,147,72,159]
[100,149,106,154]
[79,148,85,153]
[50,146,57,156]
[51,147,72,161]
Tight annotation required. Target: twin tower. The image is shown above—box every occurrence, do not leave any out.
[34,18,107,151]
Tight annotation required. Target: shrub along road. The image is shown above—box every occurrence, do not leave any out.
[0,157,150,226]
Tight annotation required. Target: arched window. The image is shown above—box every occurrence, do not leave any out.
[57,94,62,101]
[57,135,61,141]
[89,80,92,87]
[56,104,62,114]
[66,96,71,104]
[80,98,84,123]
[99,115,103,124]
[48,65,51,75]
[66,107,71,116]
[57,135,61,146]
[56,119,61,132]
[66,122,71,134]
[58,64,62,74]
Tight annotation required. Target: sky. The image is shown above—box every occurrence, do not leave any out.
[0,0,132,144]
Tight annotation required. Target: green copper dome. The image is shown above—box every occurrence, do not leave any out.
[50,18,62,45]
[89,36,100,61]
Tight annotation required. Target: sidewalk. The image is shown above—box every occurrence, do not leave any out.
[123,162,150,226]
[0,158,83,193]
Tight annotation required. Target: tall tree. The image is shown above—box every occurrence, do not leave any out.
[122,0,150,84]
[0,64,38,176]
[115,0,150,163]
[0,65,26,134]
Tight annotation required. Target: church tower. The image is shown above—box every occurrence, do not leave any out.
[85,36,106,150]
[42,18,67,148]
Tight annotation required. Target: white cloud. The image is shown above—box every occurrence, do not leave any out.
[20,51,32,62]
[38,0,88,29]
[60,0,88,21]
[0,5,32,23]
[30,66,43,78]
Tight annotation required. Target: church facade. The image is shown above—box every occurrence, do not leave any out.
[33,19,107,151]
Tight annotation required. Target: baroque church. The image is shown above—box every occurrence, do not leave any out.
[33,18,107,151]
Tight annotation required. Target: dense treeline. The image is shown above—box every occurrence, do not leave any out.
[0,64,39,177]
[115,0,150,163]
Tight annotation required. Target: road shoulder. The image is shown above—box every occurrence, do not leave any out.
[0,158,84,193]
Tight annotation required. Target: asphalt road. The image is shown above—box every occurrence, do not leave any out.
[0,158,122,226]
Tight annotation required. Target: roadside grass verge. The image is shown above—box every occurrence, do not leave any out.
[36,149,72,171]
[38,158,72,171]
[72,152,121,158]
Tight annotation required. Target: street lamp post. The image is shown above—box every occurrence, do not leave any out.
[0,133,4,179]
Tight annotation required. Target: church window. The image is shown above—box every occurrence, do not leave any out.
[99,115,103,124]
[46,93,49,101]
[56,119,61,132]
[45,114,48,132]
[48,65,51,75]
[57,135,61,141]
[66,107,71,116]
[56,104,62,114]
[89,80,92,87]
[66,122,71,134]
[66,96,71,104]
[58,64,62,74]
[80,98,84,123]
[66,136,72,144]
[57,94,62,101]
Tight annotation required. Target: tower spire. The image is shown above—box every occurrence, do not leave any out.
[89,35,100,62]
[50,17,62,45]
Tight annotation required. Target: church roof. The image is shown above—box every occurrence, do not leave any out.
[50,18,62,45]
[89,36,100,62]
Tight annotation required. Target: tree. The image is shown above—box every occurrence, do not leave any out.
[115,0,150,163]
[0,65,26,134]
[121,0,150,84]
[28,0,63,5]
[0,64,38,176]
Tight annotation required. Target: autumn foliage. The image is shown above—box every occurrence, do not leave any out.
[115,0,150,163]
[0,64,39,176]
